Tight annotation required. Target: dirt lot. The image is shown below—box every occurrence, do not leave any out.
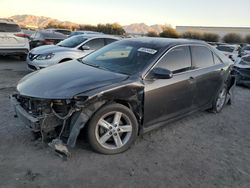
[0,56,250,188]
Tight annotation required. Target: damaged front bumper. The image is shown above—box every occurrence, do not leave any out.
[11,96,41,131]
[11,94,78,158]
[10,93,107,158]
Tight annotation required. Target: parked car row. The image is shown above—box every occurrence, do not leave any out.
[0,19,106,58]
[214,43,250,62]
[216,44,240,61]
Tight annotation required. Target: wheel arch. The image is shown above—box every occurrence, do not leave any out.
[67,81,145,147]
[59,58,73,63]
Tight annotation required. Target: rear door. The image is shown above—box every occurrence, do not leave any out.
[190,45,225,108]
[144,46,196,127]
[0,23,26,48]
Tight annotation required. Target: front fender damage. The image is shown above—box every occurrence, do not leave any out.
[48,100,107,158]
[36,82,144,158]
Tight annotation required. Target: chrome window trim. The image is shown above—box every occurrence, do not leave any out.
[143,43,222,79]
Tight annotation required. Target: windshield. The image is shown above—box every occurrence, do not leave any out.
[57,35,88,48]
[81,42,160,75]
[216,46,234,53]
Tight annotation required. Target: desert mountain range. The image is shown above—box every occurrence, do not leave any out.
[9,15,166,34]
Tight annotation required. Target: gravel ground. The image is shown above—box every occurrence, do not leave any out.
[0,56,250,188]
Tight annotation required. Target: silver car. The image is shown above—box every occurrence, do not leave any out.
[27,34,119,71]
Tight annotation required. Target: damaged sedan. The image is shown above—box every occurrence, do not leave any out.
[12,38,235,155]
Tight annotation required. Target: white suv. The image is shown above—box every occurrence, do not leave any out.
[0,18,30,60]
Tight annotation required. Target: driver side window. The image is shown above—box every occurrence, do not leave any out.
[156,46,192,74]
[84,38,105,50]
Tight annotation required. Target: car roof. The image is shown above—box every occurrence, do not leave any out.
[73,30,101,33]
[0,18,17,25]
[36,30,67,39]
[218,44,239,48]
[46,28,71,31]
[119,37,207,49]
[72,34,120,40]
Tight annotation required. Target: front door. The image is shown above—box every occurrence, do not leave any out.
[143,46,195,127]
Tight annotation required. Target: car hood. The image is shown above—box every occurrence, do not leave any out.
[17,60,129,99]
[234,63,250,69]
[234,59,250,69]
[30,45,76,54]
[221,51,232,56]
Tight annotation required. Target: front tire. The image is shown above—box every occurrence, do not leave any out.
[87,103,138,154]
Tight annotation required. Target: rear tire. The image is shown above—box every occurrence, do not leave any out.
[87,103,138,154]
[211,85,227,113]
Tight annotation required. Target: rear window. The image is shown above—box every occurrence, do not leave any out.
[0,23,21,32]
[191,46,214,68]
[55,30,71,36]
[216,46,234,53]
[41,32,66,39]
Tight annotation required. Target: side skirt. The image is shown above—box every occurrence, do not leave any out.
[141,103,211,134]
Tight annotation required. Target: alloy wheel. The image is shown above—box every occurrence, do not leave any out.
[216,88,227,111]
[95,111,133,150]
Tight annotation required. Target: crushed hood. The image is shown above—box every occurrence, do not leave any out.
[17,60,128,99]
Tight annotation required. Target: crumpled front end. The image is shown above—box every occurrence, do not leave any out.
[11,92,110,158]
[11,94,83,158]
[12,94,76,137]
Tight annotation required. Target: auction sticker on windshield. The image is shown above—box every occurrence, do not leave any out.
[138,47,157,55]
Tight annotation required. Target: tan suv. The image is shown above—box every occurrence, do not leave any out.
[0,18,30,60]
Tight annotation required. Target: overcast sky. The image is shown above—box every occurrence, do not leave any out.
[1,0,250,26]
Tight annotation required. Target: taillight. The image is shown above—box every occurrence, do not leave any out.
[14,33,29,38]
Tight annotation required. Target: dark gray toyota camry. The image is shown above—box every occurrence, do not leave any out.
[12,37,235,154]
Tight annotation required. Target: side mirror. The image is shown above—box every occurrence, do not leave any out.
[80,45,90,51]
[150,67,173,79]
